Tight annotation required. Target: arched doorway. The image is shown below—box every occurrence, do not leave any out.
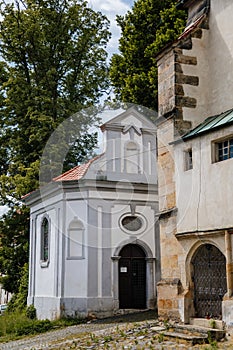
[192,244,227,318]
[119,244,146,309]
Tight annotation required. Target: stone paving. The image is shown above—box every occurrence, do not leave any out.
[1,311,233,349]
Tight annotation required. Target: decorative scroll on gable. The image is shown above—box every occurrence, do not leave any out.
[122,124,142,138]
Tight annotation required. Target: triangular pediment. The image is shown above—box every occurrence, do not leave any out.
[100,107,156,131]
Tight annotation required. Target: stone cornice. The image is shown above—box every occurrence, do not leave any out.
[23,179,158,207]
[176,228,233,239]
[101,123,156,135]
[101,123,124,132]
[157,207,178,220]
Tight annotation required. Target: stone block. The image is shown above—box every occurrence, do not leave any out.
[175,54,197,65]
[222,299,233,325]
[172,299,179,309]
[175,84,184,96]
[176,96,197,108]
[192,28,203,38]
[166,192,176,208]
[175,63,183,73]
[157,279,183,322]
[178,37,192,50]
[176,73,199,86]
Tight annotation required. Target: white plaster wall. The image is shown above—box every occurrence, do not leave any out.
[208,0,233,116]
[89,190,157,203]
[85,110,156,179]
[30,192,64,214]
[86,133,147,177]
[85,155,107,178]
[182,31,210,126]
[34,208,56,296]
[176,125,233,233]
[121,115,143,128]
[63,200,88,297]
[175,140,200,232]
[111,204,156,256]
[120,132,143,173]
[181,0,233,125]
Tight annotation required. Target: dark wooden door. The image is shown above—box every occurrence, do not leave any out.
[192,244,227,319]
[119,244,146,309]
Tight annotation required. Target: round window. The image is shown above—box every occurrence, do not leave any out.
[121,216,143,232]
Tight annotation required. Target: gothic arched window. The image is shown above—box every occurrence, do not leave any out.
[41,217,49,263]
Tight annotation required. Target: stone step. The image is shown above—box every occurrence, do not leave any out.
[151,323,226,344]
[161,330,208,345]
[190,317,225,330]
[173,324,226,341]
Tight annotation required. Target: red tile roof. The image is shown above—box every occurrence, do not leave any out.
[22,154,104,200]
[53,154,103,182]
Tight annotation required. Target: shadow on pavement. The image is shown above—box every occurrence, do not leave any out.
[92,310,157,324]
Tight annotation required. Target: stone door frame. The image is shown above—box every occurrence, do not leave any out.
[111,239,156,310]
[184,239,228,322]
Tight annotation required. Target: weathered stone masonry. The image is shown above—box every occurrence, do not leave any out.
[156,0,210,322]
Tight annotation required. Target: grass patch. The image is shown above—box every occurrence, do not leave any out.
[0,311,86,342]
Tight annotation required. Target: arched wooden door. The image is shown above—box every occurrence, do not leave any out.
[192,244,227,318]
[119,244,146,309]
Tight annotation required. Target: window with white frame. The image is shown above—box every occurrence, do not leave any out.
[184,148,193,171]
[215,137,233,162]
[41,217,49,264]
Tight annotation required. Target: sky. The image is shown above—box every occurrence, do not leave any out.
[87,0,135,57]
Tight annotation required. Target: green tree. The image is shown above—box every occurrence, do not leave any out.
[6,262,29,312]
[0,0,110,200]
[0,0,110,296]
[0,207,29,294]
[109,0,186,110]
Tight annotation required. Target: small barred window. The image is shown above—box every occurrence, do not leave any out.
[184,149,193,171]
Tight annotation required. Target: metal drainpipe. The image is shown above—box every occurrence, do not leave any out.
[225,230,233,298]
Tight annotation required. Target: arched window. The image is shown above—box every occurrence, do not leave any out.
[67,219,84,259]
[41,217,49,263]
[124,141,139,173]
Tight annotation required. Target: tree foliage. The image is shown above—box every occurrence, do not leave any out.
[109,0,187,110]
[6,262,29,311]
[0,0,110,294]
[0,207,29,294]
[0,0,110,200]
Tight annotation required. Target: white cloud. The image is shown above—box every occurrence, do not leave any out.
[88,0,133,57]
[90,0,129,13]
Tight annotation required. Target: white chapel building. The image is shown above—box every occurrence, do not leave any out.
[24,107,160,320]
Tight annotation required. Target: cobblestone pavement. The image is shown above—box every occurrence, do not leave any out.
[1,311,233,350]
